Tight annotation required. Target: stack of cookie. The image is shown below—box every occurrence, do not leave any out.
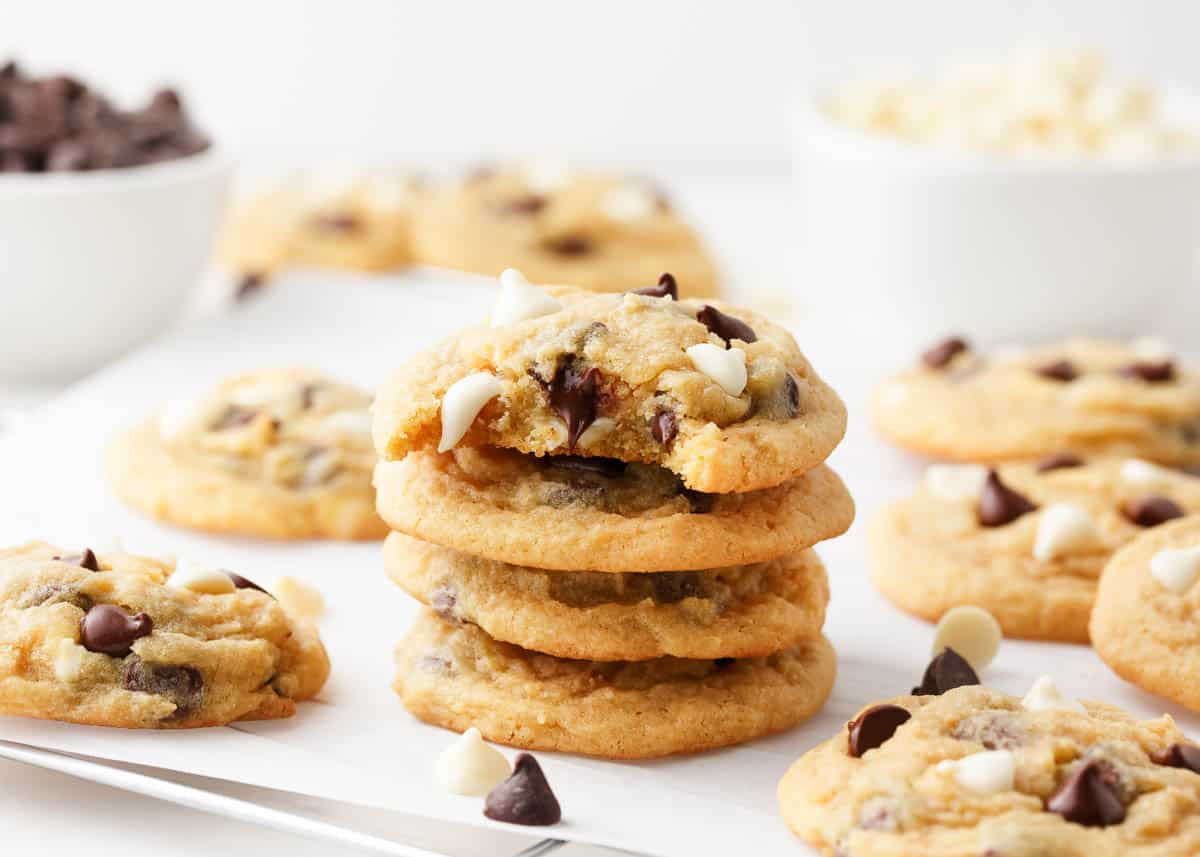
[371,269,854,758]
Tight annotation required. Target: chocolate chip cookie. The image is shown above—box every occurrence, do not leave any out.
[394,609,835,759]
[107,368,387,540]
[869,456,1200,642]
[372,280,847,493]
[871,338,1200,465]
[410,164,719,297]
[0,542,328,728]
[779,684,1200,857]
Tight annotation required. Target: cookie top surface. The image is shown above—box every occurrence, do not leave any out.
[384,531,829,661]
[372,282,847,493]
[0,541,329,728]
[394,609,835,759]
[870,338,1200,464]
[374,446,854,572]
[411,165,719,296]
[870,457,1200,642]
[1092,516,1200,711]
[779,684,1200,857]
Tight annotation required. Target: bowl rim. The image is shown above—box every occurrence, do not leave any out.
[0,146,234,194]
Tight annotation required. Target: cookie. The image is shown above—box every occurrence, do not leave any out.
[869,456,1200,642]
[372,280,847,493]
[1092,516,1200,711]
[779,684,1200,857]
[218,166,423,277]
[870,338,1200,465]
[393,609,835,759]
[383,531,829,661]
[107,368,387,541]
[0,542,329,728]
[411,164,719,297]
[374,446,854,572]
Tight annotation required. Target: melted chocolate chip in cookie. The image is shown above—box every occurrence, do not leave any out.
[1046,760,1126,827]
[79,604,152,657]
[630,272,679,300]
[1036,452,1085,473]
[912,648,979,696]
[697,305,757,346]
[546,455,626,477]
[1119,360,1176,383]
[226,572,270,595]
[847,704,911,757]
[499,193,548,215]
[544,357,602,449]
[1036,360,1078,382]
[651,408,678,447]
[649,572,702,604]
[1152,743,1200,773]
[122,656,203,719]
[484,753,562,826]
[978,470,1038,527]
[543,235,591,257]
[1122,495,1185,528]
[311,212,362,234]
[921,337,969,369]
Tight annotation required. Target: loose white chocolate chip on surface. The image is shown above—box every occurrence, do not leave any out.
[1033,503,1101,561]
[932,606,1002,670]
[937,750,1015,795]
[1021,675,1086,713]
[686,343,747,397]
[602,184,657,222]
[167,558,237,595]
[925,464,990,503]
[1120,458,1174,486]
[438,373,503,452]
[434,727,511,796]
[490,269,563,328]
[52,638,86,682]
[269,576,325,621]
[1150,545,1200,594]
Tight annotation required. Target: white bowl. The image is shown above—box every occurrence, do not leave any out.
[792,92,1200,353]
[0,150,233,381]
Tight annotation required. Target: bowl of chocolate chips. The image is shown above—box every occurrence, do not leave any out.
[0,61,231,380]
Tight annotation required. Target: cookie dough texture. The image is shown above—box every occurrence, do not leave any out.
[0,542,329,728]
[107,368,387,541]
[384,532,829,661]
[779,685,1200,857]
[395,610,835,759]
[375,447,854,572]
[411,165,720,297]
[870,339,1200,464]
[870,457,1200,642]
[372,285,848,494]
[1092,516,1200,711]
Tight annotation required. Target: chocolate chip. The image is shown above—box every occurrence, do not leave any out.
[1036,453,1085,473]
[430,587,459,622]
[681,488,716,514]
[226,572,270,595]
[696,305,757,346]
[299,383,321,410]
[547,455,626,477]
[312,212,362,234]
[79,604,152,657]
[847,704,911,757]
[649,572,702,604]
[483,753,561,826]
[1037,360,1078,382]
[122,656,203,719]
[1046,760,1126,827]
[53,549,99,571]
[652,408,678,447]
[630,272,679,300]
[499,194,547,215]
[912,647,979,696]
[543,235,591,257]
[544,357,601,449]
[783,374,801,417]
[921,337,969,369]
[235,272,267,301]
[1122,495,1185,528]
[978,470,1038,527]
[1119,360,1176,383]
[211,405,257,431]
[1151,743,1200,773]
[713,656,736,669]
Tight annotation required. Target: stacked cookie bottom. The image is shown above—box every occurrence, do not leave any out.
[376,445,853,759]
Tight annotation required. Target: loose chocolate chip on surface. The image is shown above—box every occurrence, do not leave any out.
[1122,495,1185,528]
[630,272,679,300]
[79,604,152,657]
[122,656,203,718]
[651,408,678,446]
[1152,743,1200,773]
[847,704,911,757]
[696,305,757,345]
[921,337,969,369]
[978,470,1038,527]
[499,193,547,215]
[547,455,627,477]
[1046,760,1126,827]
[544,235,591,256]
[1036,453,1085,473]
[53,548,100,571]
[1037,360,1078,382]
[545,357,601,449]
[226,572,271,595]
[483,753,561,826]
[912,647,979,696]
[1119,360,1176,383]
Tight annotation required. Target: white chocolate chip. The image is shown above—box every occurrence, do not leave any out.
[490,269,562,327]
[686,343,747,397]
[52,638,87,682]
[1150,545,1200,594]
[925,464,990,503]
[1121,458,1174,486]
[269,576,325,621]
[1033,504,1102,561]
[167,558,236,595]
[438,373,503,453]
[157,395,211,440]
[937,750,1015,795]
[1021,675,1086,713]
[576,417,616,449]
[434,727,511,796]
[231,383,304,420]
[523,160,572,193]
[932,606,1002,670]
[602,184,657,222]
[319,410,373,441]
[1131,336,1172,362]
[301,449,342,487]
